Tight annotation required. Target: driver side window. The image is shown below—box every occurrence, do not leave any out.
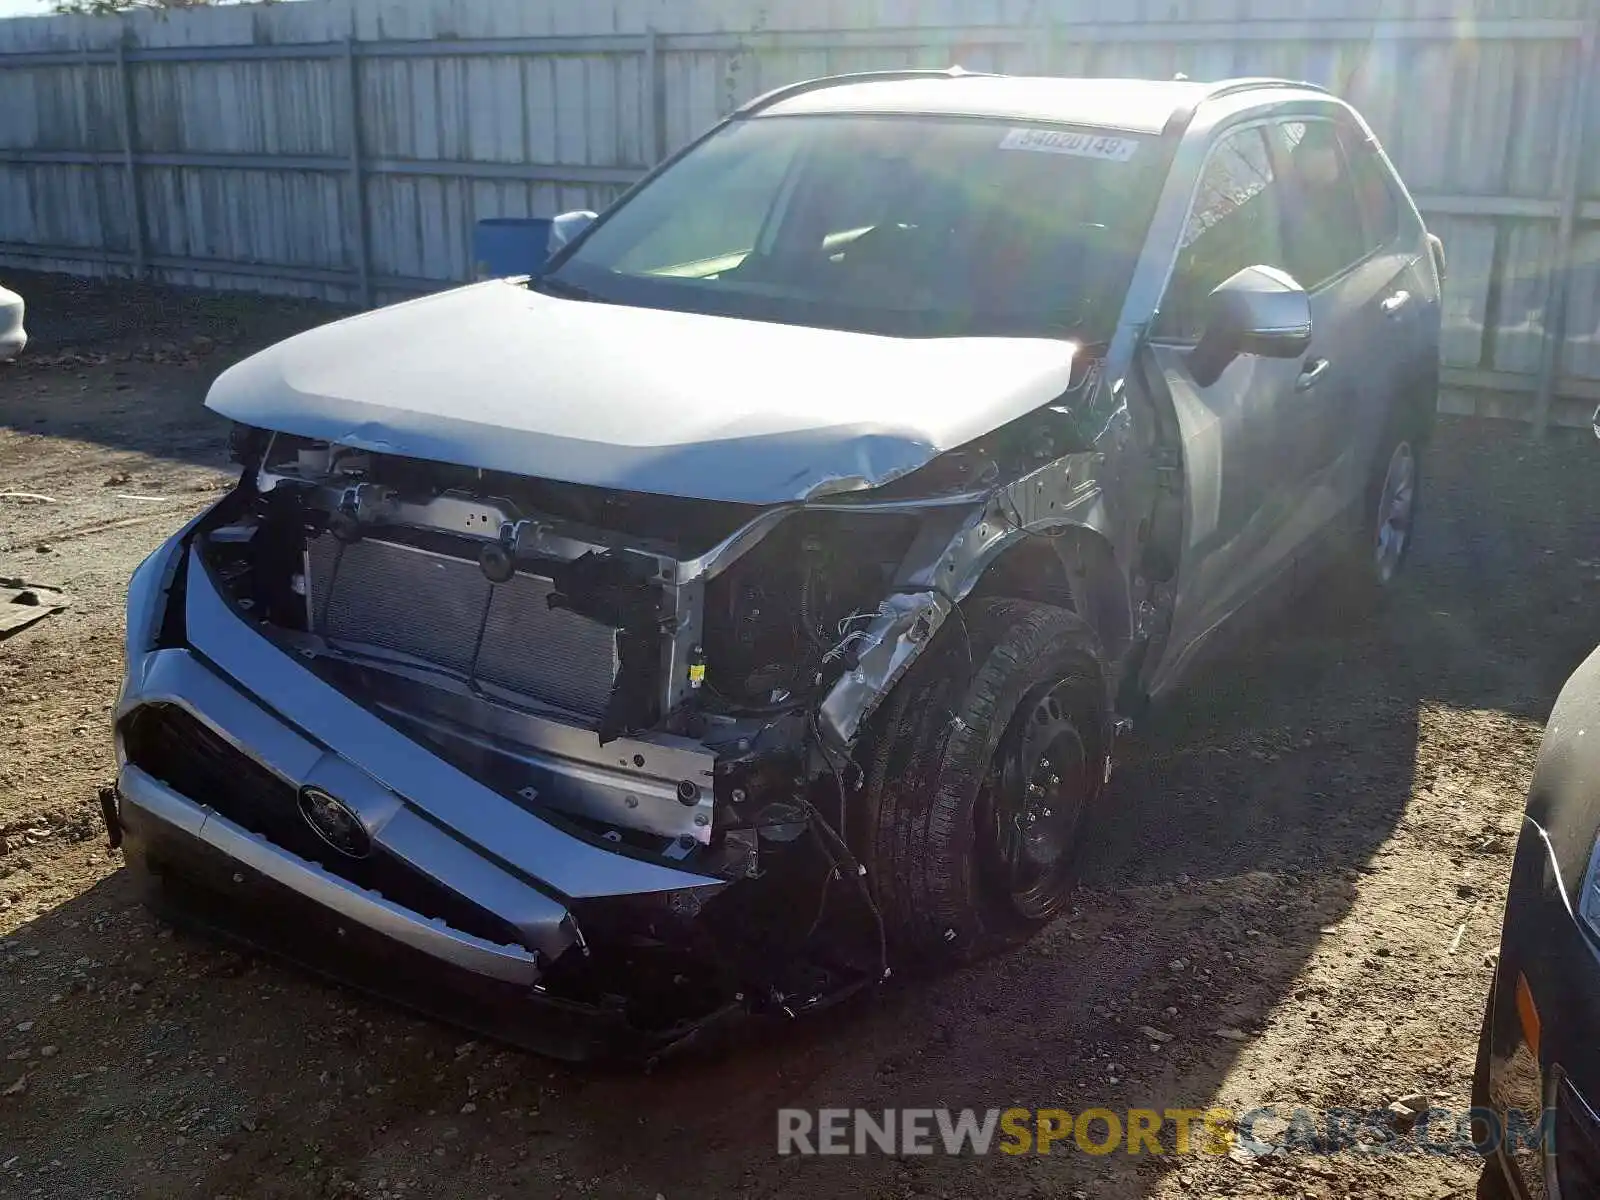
[1155,126,1290,343]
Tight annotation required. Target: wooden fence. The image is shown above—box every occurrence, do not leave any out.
[1,0,1597,428]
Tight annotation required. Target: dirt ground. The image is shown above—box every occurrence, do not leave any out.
[1,269,1594,1200]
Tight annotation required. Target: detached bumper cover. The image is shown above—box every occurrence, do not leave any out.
[120,786,703,1060]
[116,543,727,1058]
[119,762,543,984]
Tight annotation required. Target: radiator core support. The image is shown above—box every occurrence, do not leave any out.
[276,528,718,846]
[307,533,623,721]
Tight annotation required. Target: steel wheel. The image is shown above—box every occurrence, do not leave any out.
[980,678,1094,920]
[864,599,1108,960]
[1373,439,1416,585]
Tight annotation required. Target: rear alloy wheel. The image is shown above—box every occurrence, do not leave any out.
[863,599,1111,963]
[1331,414,1424,614]
[1372,438,1417,586]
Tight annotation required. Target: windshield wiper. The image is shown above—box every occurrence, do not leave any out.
[527,275,605,302]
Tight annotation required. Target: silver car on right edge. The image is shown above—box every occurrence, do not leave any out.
[112,73,1441,1058]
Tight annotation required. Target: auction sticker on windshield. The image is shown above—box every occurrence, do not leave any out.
[998,128,1141,161]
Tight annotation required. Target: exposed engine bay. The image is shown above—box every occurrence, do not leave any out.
[218,429,928,818]
[182,433,946,1028]
[117,365,1155,1055]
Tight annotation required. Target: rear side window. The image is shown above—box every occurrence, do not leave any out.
[1274,120,1368,289]
[1156,126,1289,342]
[1339,127,1404,249]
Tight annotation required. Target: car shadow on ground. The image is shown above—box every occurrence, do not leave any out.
[3,418,1593,1199]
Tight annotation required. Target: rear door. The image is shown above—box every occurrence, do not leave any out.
[1269,116,1423,553]
[1146,123,1311,680]
[1339,120,1440,456]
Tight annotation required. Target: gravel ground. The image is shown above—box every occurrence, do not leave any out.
[2,270,1596,1200]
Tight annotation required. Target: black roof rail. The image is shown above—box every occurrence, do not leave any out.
[735,66,993,117]
[738,72,1322,122]
[1198,76,1332,103]
[1160,76,1332,142]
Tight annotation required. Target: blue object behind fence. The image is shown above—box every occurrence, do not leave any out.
[472,217,554,279]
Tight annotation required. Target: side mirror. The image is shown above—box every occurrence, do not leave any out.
[546,210,598,257]
[1188,265,1312,388]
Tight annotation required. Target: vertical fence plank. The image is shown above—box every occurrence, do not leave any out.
[343,35,372,308]
[115,38,146,279]
[644,26,664,165]
[1532,17,1597,437]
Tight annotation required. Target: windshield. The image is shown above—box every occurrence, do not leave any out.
[545,114,1164,339]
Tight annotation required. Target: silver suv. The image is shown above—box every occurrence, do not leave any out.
[113,72,1442,1058]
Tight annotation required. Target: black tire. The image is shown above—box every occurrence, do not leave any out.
[1335,407,1424,612]
[1472,991,1494,1113]
[1475,1163,1513,1200]
[1471,988,1517,1199]
[861,598,1111,964]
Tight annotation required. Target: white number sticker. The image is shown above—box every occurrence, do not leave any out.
[998,127,1141,162]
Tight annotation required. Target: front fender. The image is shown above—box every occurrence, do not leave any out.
[820,451,1130,744]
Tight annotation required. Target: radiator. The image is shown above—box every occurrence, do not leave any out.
[306,535,621,721]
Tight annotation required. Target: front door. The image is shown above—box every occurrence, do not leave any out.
[1144,123,1313,690]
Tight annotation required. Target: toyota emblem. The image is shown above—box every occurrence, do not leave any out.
[297,786,372,859]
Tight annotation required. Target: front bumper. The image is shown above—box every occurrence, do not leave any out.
[120,771,706,1060]
[115,542,730,1059]
[1481,817,1600,1196]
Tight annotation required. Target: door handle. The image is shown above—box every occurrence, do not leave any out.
[1380,290,1412,318]
[1296,358,1331,391]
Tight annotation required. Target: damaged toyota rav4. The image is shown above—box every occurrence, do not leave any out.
[111,72,1442,1059]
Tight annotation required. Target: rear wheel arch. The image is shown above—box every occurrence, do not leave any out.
[1408,352,1440,446]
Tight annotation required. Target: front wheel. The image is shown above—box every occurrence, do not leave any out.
[862,599,1111,964]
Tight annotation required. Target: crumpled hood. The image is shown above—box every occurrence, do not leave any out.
[206,279,1078,504]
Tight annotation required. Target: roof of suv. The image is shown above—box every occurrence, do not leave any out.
[756,75,1315,135]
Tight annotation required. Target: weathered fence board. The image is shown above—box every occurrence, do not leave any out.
[0,0,1596,426]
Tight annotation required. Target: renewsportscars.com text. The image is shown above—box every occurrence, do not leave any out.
[776,1106,1551,1157]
